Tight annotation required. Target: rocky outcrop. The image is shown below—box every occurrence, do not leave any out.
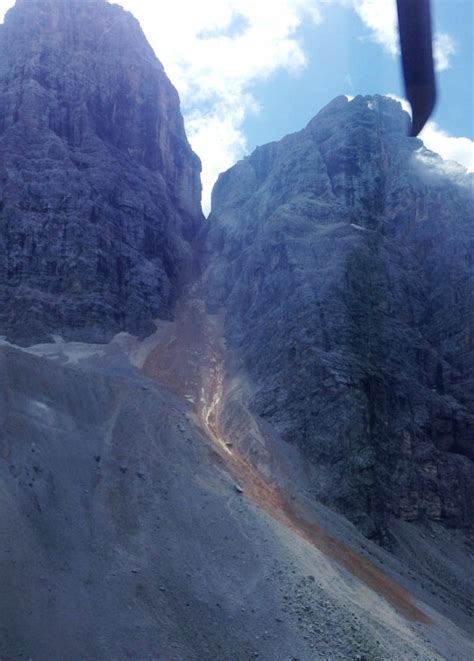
[0,0,203,345]
[204,95,474,539]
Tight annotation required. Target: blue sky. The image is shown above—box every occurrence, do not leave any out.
[1,0,472,212]
[244,0,473,149]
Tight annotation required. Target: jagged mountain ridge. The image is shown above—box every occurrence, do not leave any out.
[0,0,203,345]
[204,94,474,539]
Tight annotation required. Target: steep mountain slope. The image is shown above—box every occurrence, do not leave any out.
[1,334,473,660]
[0,0,203,345]
[204,94,474,540]
[1,1,473,658]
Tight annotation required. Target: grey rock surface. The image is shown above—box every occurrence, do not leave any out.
[1,344,472,660]
[0,2,472,657]
[204,94,474,540]
[0,0,203,345]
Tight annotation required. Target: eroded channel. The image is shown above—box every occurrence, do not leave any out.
[143,288,431,625]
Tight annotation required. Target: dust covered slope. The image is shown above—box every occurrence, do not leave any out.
[1,343,473,660]
[0,344,312,660]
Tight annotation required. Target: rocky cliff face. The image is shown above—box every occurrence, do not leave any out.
[0,0,203,345]
[204,95,474,540]
[1,5,473,656]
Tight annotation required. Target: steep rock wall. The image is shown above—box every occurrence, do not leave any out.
[204,95,474,539]
[0,0,203,344]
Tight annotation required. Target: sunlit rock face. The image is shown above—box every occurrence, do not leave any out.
[204,94,474,539]
[0,0,203,344]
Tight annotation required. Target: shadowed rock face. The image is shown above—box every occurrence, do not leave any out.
[204,94,474,539]
[0,0,203,345]
[0,5,473,657]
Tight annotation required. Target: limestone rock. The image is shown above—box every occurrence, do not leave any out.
[0,0,203,345]
[204,95,474,538]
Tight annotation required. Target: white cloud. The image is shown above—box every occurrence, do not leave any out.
[0,0,465,211]
[1,0,322,213]
[111,0,323,213]
[433,32,456,72]
[385,93,411,115]
[413,148,471,182]
[351,0,399,55]
[351,0,456,72]
[185,101,251,208]
[419,121,474,172]
[0,0,14,22]
[387,94,473,174]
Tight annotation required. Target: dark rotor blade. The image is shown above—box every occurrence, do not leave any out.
[397,0,437,136]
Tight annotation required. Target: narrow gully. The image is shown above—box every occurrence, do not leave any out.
[143,291,432,625]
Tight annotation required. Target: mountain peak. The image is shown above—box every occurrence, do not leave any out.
[206,91,474,538]
[308,93,411,137]
[3,0,146,52]
[0,0,203,345]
